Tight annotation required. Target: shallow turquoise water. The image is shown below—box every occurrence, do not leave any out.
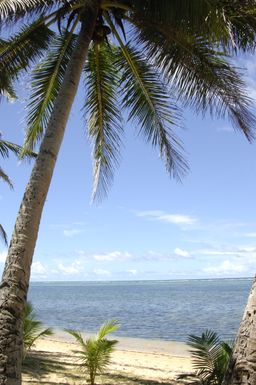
[28,278,252,342]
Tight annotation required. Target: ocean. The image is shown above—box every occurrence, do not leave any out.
[28,278,252,342]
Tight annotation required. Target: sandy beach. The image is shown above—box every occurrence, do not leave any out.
[22,332,193,385]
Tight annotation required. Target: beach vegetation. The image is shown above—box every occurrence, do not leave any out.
[23,301,53,360]
[179,330,232,385]
[0,134,36,245]
[1,1,256,383]
[66,320,119,385]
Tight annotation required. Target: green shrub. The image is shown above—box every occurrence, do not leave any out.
[66,320,119,385]
[179,330,232,384]
[23,301,53,360]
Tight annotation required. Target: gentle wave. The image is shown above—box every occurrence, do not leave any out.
[28,278,253,342]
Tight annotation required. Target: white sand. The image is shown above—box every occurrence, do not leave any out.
[23,331,193,383]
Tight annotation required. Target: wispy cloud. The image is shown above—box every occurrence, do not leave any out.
[63,228,85,237]
[237,55,256,102]
[127,269,137,275]
[93,268,111,276]
[76,250,132,262]
[244,232,256,238]
[75,249,194,262]
[217,125,233,133]
[203,260,247,276]
[136,210,197,226]
[58,260,84,275]
[174,248,191,258]
[31,261,47,279]
[49,222,87,237]
[0,250,7,263]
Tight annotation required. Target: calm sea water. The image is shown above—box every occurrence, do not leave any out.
[28,278,252,342]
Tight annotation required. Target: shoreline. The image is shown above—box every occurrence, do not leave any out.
[52,328,191,356]
[23,333,193,384]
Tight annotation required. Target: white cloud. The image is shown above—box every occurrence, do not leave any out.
[0,250,7,263]
[92,251,132,261]
[244,232,256,238]
[63,228,84,237]
[93,268,111,276]
[217,125,233,133]
[58,260,84,275]
[174,248,190,258]
[195,245,256,261]
[76,250,132,262]
[31,261,47,280]
[127,269,137,275]
[237,56,256,102]
[136,210,197,226]
[32,261,46,275]
[203,260,247,275]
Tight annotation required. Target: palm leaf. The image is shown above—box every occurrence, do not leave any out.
[84,41,123,201]
[23,25,78,152]
[23,301,53,358]
[0,137,36,159]
[132,21,256,141]
[130,0,215,30]
[96,319,119,340]
[0,77,17,101]
[129,0,256,51]
[106,19,187,180]
[0,224,7,245]
[0,166,13,189]
[65,329,87,349]
[217,1,256,51]
[66,320,119,385]
[0,21,54,100]
[0,0,56,22]
[180,330,233,385]
[188,330,221,375]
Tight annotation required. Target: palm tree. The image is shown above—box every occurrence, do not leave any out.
[222,278,256,385]
[179,330,232,385]
[0,1,256,384]
[23,302,53,360]
[0,134,35,245]
[66,320,119,385]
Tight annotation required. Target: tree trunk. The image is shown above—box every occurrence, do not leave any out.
[0,4,98,385]
[223,277,256,385]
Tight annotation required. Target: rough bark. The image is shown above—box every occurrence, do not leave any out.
[223,277,256,385]
[0,4,98,385]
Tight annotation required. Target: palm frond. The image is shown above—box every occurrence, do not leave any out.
[188,330,221,374]
[84,41,123,201]
[96,319,119,340]
[133,22,256,141]
[0,224,7,245]
[130,0,214,30]
[129,0,256,52]
[0,78,17,101]
[65,329,87,348]
[0,21,54,100]
[67,320,119,385]
[23,301,53,358]
[219,1,256,52]
[107,19,187,180]
[0,0,56,23]
[179,330,233,385]
[23,25,78,153]
[0,166,13,189]
[0,137,36,159]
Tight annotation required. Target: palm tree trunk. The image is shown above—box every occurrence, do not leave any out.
[223,277,256,385]
[0,4,98,385]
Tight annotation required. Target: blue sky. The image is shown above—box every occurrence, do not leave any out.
[1,55,256,281]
